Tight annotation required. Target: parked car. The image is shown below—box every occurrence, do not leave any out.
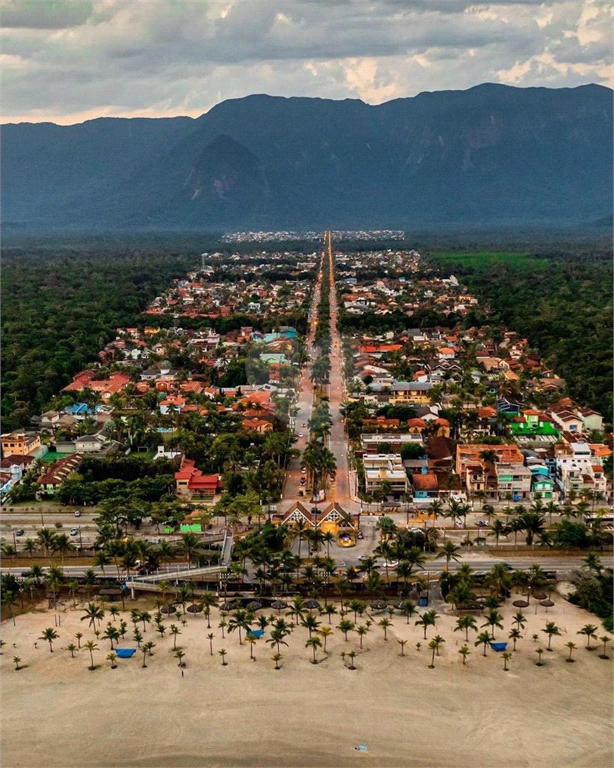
[15,529,25,537]
[301,467,307,474]
[298,433,304,438]
[70,527,79,536]
[74,510,82,517]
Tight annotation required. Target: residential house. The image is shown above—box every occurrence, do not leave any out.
[175,458,220,500]
[363,454,408,496]
[37,454,83,496]
[1,431,42,457]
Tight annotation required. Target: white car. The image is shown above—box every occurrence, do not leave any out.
[74,510,82,517]
[70,527,80,536]
[298,433,304,438]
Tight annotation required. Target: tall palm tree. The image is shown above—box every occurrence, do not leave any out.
[599,636,611,659]
[83,640,98,670]
[218,649,228,666]
[415,610,438,640]
[482,609,504,639]
[578,624,598,649]
[508,627,522,650]
[337,619,355,641]
[40,627,59,652]
[542,621,561,651]
[502,651,512,671]
[565,641,577,662]
[141,641,155,668]
[428,637,444,668]
[378,617,392,640]
[306,635,322,663]
[436,540,461,572]
[81,602,104,630]
[475,630,491,656]
[455,614,478,642]
[399,599,418,624]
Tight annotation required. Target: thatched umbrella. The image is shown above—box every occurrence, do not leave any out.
[246,601,263,611]
[540,599,555,612]
[186,603,202,614]
[271,600,287,612]
[512,600,529,608]
[370,600,387,611]
[220,601,237,612]
[160,605,177,614]
[533,591,547,601]
[304,599,320,610]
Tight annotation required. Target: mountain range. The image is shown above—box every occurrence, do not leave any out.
[2,83,612,231]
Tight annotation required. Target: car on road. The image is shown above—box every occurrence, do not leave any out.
[476,520,490,527]
[70,527,80,536]
[301,422,307,428]
[15,529,25,537]
[298,433,304,438]
[301,467,307,474]
[74,510,82,517]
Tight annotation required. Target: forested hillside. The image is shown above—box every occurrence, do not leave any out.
[1,246,201,431]
[430,250,613,423]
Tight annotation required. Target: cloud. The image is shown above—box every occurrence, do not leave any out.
[1,0,611,123]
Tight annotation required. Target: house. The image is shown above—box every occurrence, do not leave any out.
[62,370,130,401]
[363,454,408,496]
[73,434,117,454]
[241,418,273,434]
[37,454,83,496]
[575,408,604,434]
[530,467,555,499]
[550,409,583,434]
[456,444,525,499]
[1,431,42,457]
[411,468,440,501]
[390,381,432,405]
[159,395,186,415]
[175,458,220,500]
[495,463,532,500]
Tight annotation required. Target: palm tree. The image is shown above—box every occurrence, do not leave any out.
[436,540,461,572]
[200,592,218,629]
[228,609,253,645]
[481,609,504,639]
[542,621,561,651]
[337,619,355,641]
[103,624,120,650]
[301,613,321,638]
[83,640,98,670]
[306,636,322,663]
[180,532,201,569]
[246,634,258,660]
[475,630,491,656]
[565,641,577,662]
[40,627,59,652]
[139,611,152,633]
[455,614,478,641]
[316,625,332,653]
[502,651,512,671]
[75,632,83,649]
[169,624,181,649]
[578,624,598,649]
[218,649,228,666]
[428,637,443,668]
[206,632,215,656]
[141,641,155,667]
[458,645,471,665]
[415,610,438,640]
[598,636,611,659]
[508,627,522,650]
[66,643,77,658]
[81,603,104,630]
[399,599,418,624]
[356,625,369,649]
[107,652,118,669]
[347,650,357,670]
[174,649,186,667]
[378,617,392,640]
[512,611,527,631]
[218,619,227,639]
[323,604,337,624]
[536,648,545,666]
[272,653,282,670]
[397,639,407,656]
[13,656,21,670]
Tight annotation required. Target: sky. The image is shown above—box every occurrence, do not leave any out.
[2,0,612,124]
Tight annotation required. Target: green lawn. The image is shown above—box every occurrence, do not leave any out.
[430,251,546,271]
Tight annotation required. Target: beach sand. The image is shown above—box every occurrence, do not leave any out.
[1,589,612,768]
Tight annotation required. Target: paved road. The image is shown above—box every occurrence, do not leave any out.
[326,233,353,510]
[282,270,321,504]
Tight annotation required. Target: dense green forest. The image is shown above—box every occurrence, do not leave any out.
[1,244,205,431]
[429,250,613,423]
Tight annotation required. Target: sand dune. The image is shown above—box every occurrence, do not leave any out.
[1,590,612,768]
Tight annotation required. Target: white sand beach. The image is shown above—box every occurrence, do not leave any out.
[1,591,612,768]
